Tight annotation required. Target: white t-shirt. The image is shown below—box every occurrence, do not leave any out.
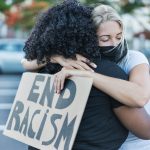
[118,50,150,150]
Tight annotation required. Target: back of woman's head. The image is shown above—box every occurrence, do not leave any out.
[23,0,100,73]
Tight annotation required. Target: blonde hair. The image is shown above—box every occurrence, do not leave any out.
[92,4,123,30]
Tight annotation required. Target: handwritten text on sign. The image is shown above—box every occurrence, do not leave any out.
[4,72,93,150]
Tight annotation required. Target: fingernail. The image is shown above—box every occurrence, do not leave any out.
[94,64,97,68]
[91,63,97,68]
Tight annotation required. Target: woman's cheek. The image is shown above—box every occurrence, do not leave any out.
[99,41,111,46]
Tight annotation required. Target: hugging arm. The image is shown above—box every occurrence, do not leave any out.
[54,60,150,139]
[22,55,150,107]
[113,106,150,139]
[51,55,150,107]
[107,62,150,139]
[21,58,46,71]
[21,54,96,72]
[89,63,150,107]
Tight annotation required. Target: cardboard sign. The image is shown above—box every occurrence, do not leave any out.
[3,72,93,150]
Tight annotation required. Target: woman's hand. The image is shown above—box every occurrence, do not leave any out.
[51,54,97,72]
[21,58,46,71]
[54,67,91,94]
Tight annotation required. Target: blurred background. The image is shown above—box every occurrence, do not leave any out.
[0,0,150,150]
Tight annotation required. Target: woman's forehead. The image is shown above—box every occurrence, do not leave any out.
[97,21,122,35]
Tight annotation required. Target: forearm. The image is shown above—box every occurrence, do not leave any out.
[21,58,46,71]
[114,106,150,139]
[89,72,149,107]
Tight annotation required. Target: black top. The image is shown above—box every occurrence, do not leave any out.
[28,58,128,150]
[72,58,128,150]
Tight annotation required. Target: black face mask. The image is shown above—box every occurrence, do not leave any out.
[99,39,128,63]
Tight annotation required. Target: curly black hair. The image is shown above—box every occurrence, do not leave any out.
[23,0,101,73]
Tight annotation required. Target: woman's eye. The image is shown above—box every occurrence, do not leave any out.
[116,37,121,40]
[99,37,109,42]
[100,39,109,42]
[116,34,122,40]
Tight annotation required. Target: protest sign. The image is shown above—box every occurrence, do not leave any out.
[4,72,93,150]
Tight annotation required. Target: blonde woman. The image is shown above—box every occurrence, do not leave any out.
[22,4,150,149]
[92,5,150,150]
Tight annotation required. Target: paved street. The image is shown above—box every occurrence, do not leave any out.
[0,74,28,150]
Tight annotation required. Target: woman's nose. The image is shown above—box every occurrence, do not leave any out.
[111,39,120,46]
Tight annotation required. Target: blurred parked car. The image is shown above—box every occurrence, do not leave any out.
[0,38,25,74]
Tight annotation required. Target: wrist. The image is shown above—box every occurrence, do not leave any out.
[86,71,94,78]
[50,57,57,63]
[50,55,65,64]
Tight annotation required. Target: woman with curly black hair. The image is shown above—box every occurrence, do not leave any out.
[24,0,150,150]
[23,0,100,74]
